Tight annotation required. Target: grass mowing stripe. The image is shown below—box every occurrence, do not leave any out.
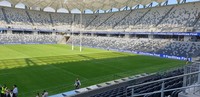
[47,64,88,80]
[0,44,186,97]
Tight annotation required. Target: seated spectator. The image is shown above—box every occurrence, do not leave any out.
[42,90,48,97]
[36,93,40,97]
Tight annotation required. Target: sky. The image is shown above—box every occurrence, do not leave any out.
[0,0,199,13]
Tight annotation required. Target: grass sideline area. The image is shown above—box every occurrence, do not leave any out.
[0,44,186,97]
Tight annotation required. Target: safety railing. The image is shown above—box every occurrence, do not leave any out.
[126,65,200,97]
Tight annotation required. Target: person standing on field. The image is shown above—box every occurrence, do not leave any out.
[12,85,18,97]
[74,78,81,89]
[1,85,7,97]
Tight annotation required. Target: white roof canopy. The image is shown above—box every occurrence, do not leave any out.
[2,0,168,11]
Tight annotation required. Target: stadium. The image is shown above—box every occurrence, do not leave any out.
[0,0,200,97]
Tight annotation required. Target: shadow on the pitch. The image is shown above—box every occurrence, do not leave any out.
[0,53,185,97]
[25,58,38,66]
[78,54,95,60]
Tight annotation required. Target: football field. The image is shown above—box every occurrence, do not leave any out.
[0,44,185,97]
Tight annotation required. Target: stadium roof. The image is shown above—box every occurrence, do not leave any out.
[2,0,169,11]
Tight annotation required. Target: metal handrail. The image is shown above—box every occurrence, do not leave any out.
[127,71,200,89]
[126,70,200,97]
[128,84,200,97]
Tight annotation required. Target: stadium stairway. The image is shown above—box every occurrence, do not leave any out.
[1,8,9,24]
[112,10,133,29]
[133,9,151,26]
[178,85,200,97]
[155,6,174,27]
[49,14,54,27]
[96,13,115,29]
[85,15,98,28]
[193,12,200,28]
[26,10,34,26]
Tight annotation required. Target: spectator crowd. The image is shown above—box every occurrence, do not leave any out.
[0,84,18,97]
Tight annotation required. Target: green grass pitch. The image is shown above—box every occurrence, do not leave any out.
[0,44,185,97]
